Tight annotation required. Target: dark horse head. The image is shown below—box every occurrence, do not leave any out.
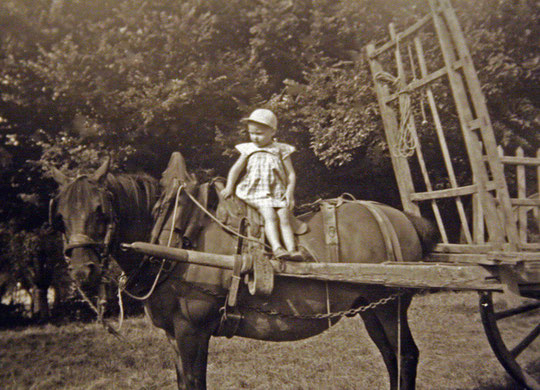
[49,158,159,288]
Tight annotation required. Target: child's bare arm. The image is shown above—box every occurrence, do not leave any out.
[221,154,248,198]
[282,156,296,209]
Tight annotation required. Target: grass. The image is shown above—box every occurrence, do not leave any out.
[0,291,538,389]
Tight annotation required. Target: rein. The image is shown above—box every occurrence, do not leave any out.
[180,184,270,249]
[116,183,184,301]
[71,275,134,347]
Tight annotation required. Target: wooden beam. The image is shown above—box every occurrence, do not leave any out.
[517,147,528,242]
[368,14,433,58]
[278,261,504,291]
[499,155,540,166]
[512,198,540,207]
[410,183,496,201]
[383,60,464,104]
[122,242,540,291]
[434,243,494,254]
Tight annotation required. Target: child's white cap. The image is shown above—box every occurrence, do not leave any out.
[242,108,277,131]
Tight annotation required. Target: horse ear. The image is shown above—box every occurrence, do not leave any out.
[160,152,195,188]
[50,167,68,185]
[91,156,110,183]
[48,198,59,229]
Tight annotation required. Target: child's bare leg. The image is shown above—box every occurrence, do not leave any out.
[258,206,283,252]
[277,207,295,252]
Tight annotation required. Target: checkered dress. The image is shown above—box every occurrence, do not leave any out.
[235,142,296,208]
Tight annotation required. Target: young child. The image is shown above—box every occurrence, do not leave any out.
[221,108,303,261]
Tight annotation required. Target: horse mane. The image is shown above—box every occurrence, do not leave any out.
[103,173,160,221]
[59,172,159,224]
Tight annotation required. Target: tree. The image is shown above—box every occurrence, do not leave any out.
[0,224,67,320]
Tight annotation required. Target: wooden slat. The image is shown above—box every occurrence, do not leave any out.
[369,13,433,58]
[517,147,527,242]
[410,182,497,201]
[484,155,540,166]
[427,252,493,264]
[468,118,483,130]
[487,251,540,263]
[521,243,540,251]
[366,44,419,214]
[512,198,540,207]
[499,155,540,166]
[434,243,494,254]
[536,149,540,227]
[383,60,464,104]
[430,249,540,267]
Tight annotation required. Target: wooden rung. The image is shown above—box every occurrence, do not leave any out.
[500,155,540,166]
[368,14,433,58]
[434,243,494,254]
[512,198,540,207]
[481,155,540,167]
[487,251,540,262]
[410,182,497,201]
[427,252,493,265]
[383,60,464,104]
[468,118,483,130]
[520,243,540,251]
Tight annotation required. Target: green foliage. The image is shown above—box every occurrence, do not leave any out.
[0,223,67,302]
[0,0,537,233]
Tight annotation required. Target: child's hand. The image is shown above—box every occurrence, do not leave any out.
[220,187,234,199]
[286,192,295,210]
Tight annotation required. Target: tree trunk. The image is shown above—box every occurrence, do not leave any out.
[31,287,50,320]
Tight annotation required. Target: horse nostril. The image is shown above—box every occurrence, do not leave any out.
[87,263,97,274]
[74,268,90,282]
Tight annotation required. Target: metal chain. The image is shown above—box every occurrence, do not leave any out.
[179,279,406,320]
[240,290,406,320]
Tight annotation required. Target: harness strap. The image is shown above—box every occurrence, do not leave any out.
[64,233,103,252]
[359,201,404,262]
[227,255,243,307]
[321,202,340,263]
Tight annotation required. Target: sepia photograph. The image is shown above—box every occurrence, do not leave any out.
[0,0,538,389]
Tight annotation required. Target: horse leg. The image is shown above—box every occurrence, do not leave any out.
[368,295,418,390]
[172,316,211,390]
[359,308,400,390]
[358,295,418,390]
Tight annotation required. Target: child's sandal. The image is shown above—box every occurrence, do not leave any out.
[288,251,304,262]
[273,247,290,260]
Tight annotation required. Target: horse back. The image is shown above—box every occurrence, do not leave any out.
[298,201,425,264]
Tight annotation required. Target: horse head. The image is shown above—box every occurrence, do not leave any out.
[49,158,116,287]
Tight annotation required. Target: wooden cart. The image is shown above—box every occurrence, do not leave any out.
[124,0,539,388]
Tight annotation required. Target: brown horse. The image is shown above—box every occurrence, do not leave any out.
[49,157,160,289]
[56,153,437,390]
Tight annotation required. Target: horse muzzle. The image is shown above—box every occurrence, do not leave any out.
[64,233,105,285]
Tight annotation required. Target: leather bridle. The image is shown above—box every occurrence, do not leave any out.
[51,184,117,270]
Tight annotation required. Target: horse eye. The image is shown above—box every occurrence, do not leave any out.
[94,206,109,224]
